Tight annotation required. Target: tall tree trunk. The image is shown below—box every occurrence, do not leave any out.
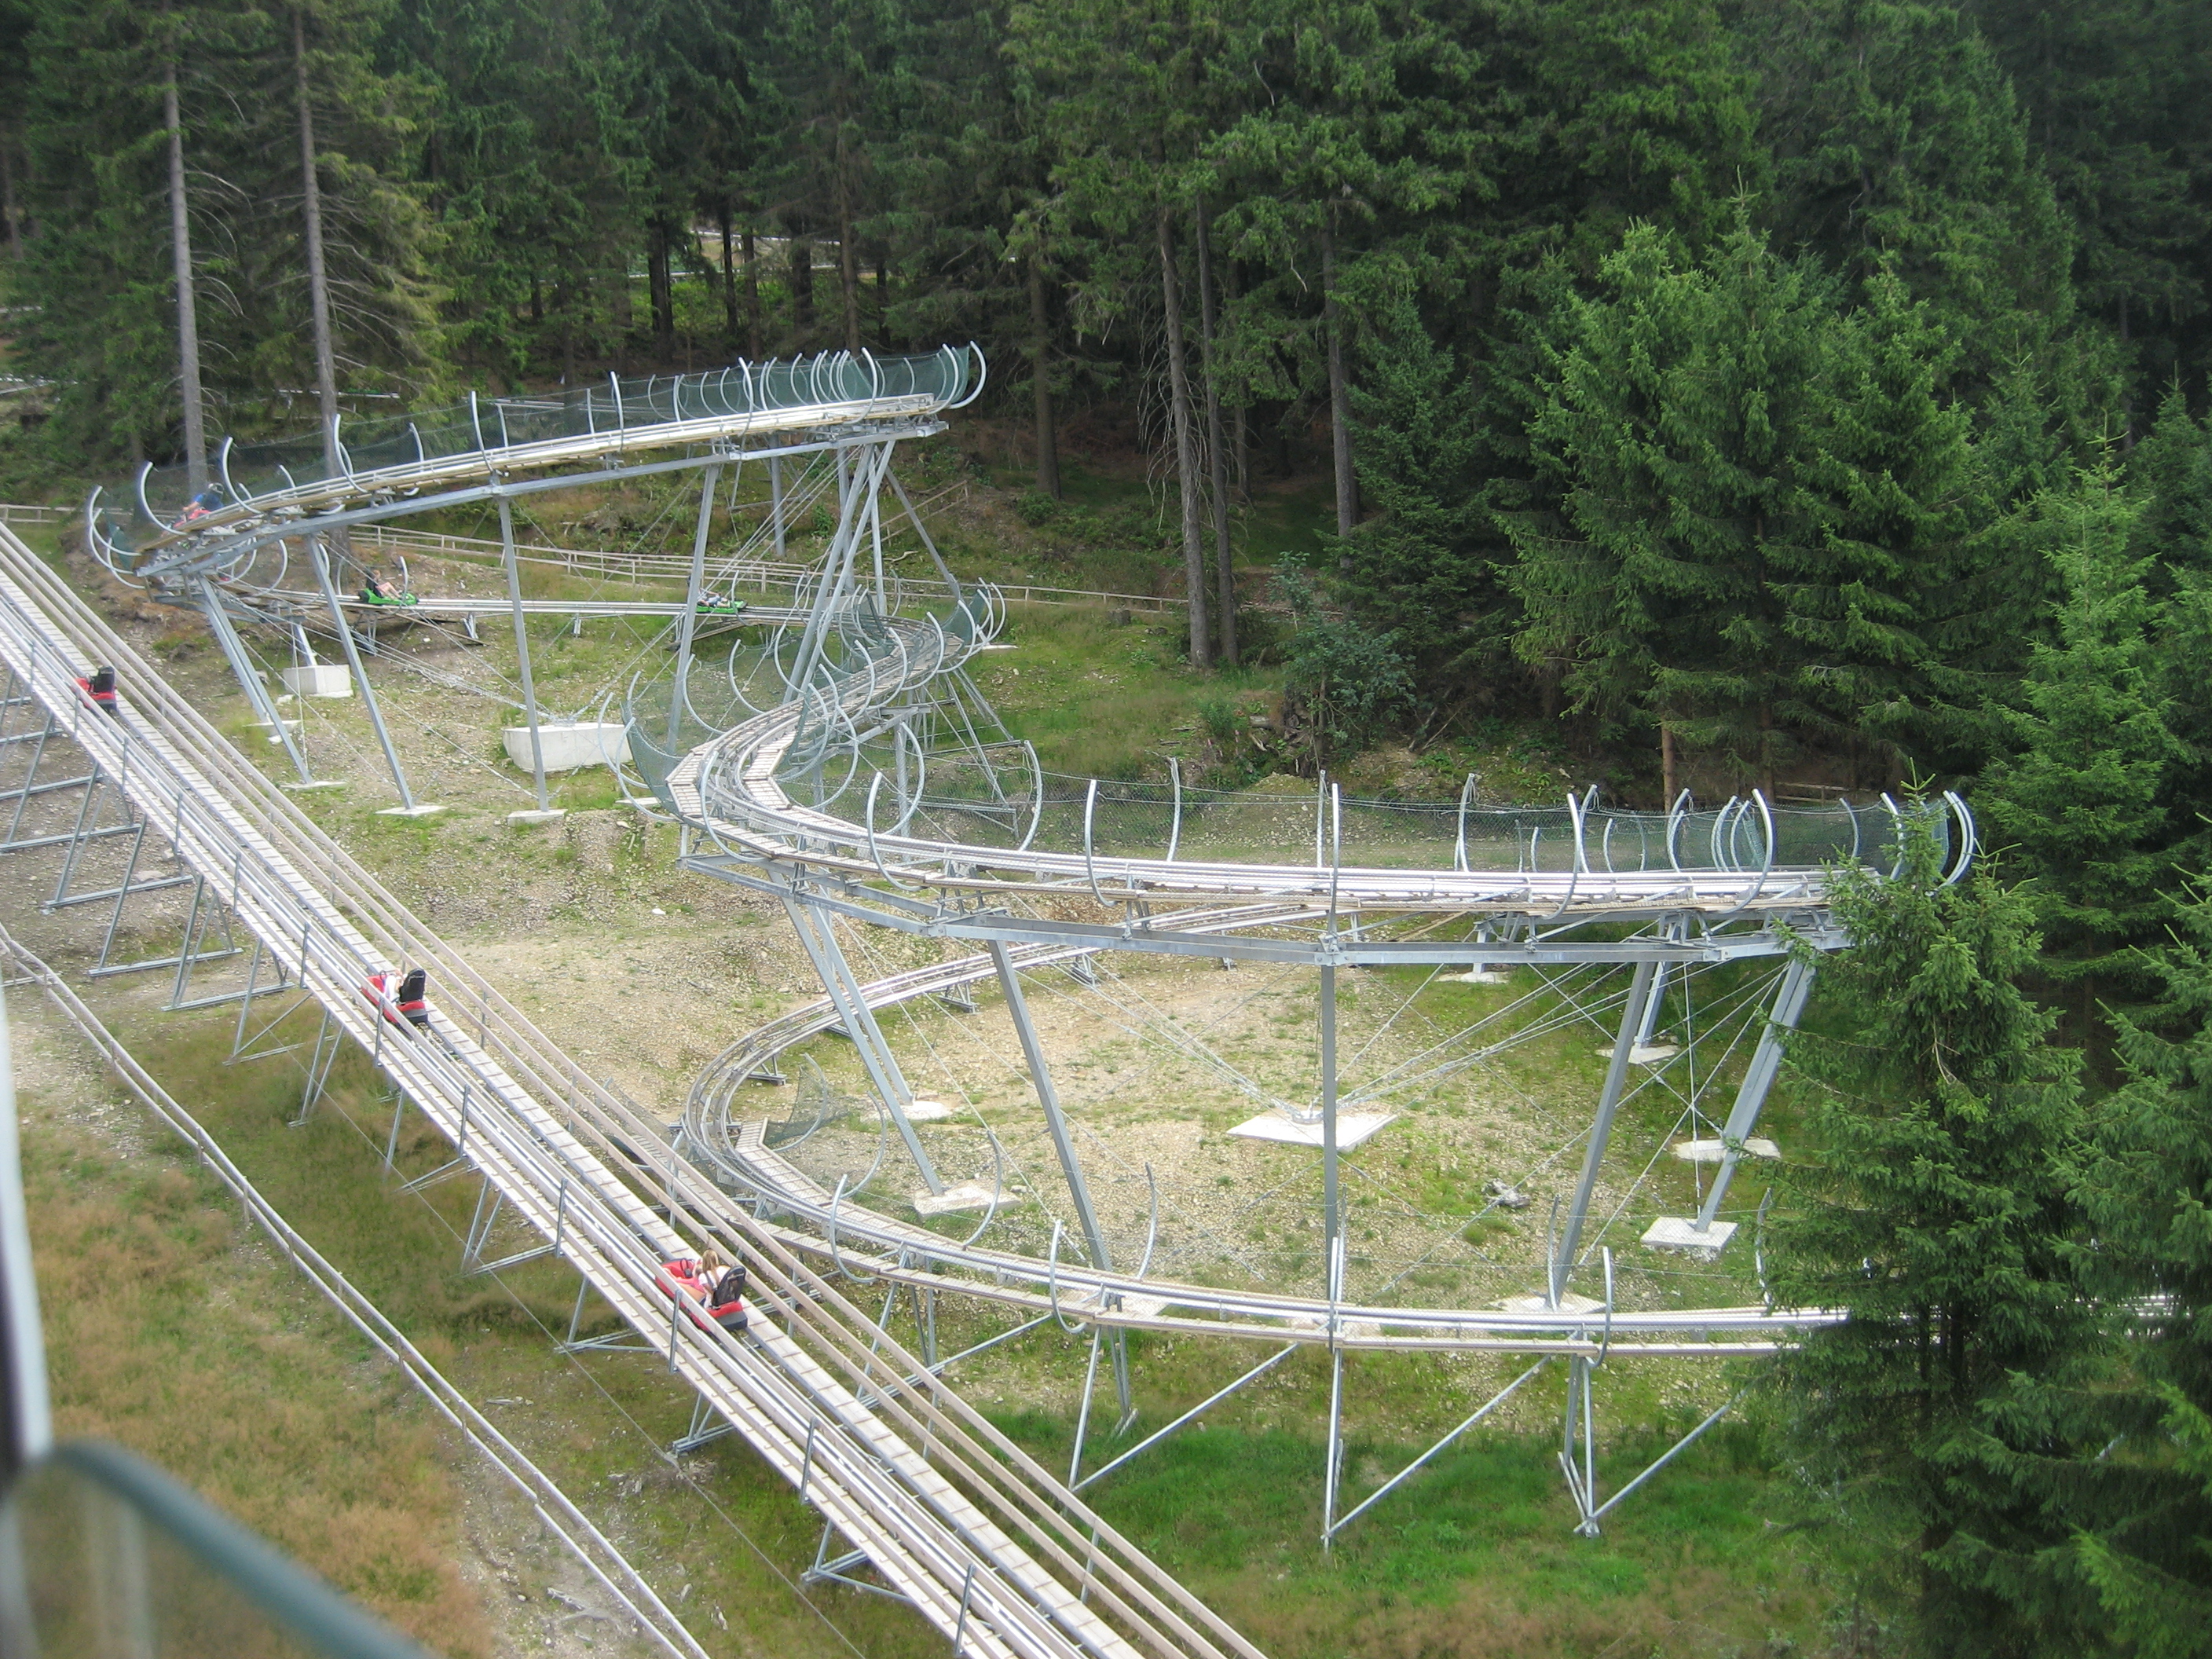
[1661,723,1677,806]
[789,236,813,337]
[1320,210,1358,537]
[163,58,207,490]
[291,8,338,474]
[742,225,762,357]
[1027,254,1060,499]
[834,134,861,353]
[1193,196,1237,667]
[1158,206,1210,671]
[0,132,23,258]
[647,224,673,352]
[718,205,739,344]
[1225,258,1247,504]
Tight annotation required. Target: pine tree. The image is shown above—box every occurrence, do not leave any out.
[1339,262,1504,692]
[1979,451,2181,1017]
[1763,812,2093,1655]
[1742,0,2078,394]
[1964,0,2212,393]
[1504,214,1855,788]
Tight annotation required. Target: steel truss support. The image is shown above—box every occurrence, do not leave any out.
[555,1274,654,1356]
[291,1011,342,1126]
[782,896,943,1193]
[988,939,1130,1428]
[1550,959,1658,1306]
[303,531,429,814]
[672,1392,738,1455]
[496,491,553,816]
[1691,955,1815,1234]
[196,577,317,784]
[1561,1356,1745,1537]
[806,1523,907,1603]
[667,461,726,752]
[1324,1357,1552,1546]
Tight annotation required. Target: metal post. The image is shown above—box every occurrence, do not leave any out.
[1633,961,1668,1049]
[1320,965,1340,1262]
[1694,957,1815,1231]
[197,581,314,782]
[668,461,723,751]
[782,898,942,1192]
[1322,1339,1346,1548]
[304,533,423,812]
[1551,958,1657,1306]
[497,493,552,815]
[769,455,785,560]
[94,820,149,969]
[987,939,1112,1279]
[988,937,1130,1423]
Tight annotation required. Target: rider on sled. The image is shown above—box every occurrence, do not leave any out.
[358,569,419,607]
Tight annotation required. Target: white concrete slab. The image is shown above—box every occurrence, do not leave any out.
[1071,1291,1171,1320]
[506,808,567,826]
[1494,1292,1605,1317]
[375,803,445,819]
[1449,968,1512,985]
[1227,1111,1396,1150]
[901,1097,957,1122]
[280,664,352,698]
[1670,1137,1779,1163]
[1641,1216,1738,1255]
[913,1181,1016,1217]
[502,721,632,774]
[1597,1042,1682,1064]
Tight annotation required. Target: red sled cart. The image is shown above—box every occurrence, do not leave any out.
[659,1257,749,1333]
[361,969,430,1033]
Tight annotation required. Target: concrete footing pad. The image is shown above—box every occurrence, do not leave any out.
[1641,1216,1738,1255]
[1228,1111,1395,1150]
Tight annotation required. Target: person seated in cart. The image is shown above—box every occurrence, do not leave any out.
[695,592,748,616]
[360,967,431,1032]
[171,488,222,529]
[660,1250,749,1332]
[357,569,418,606]
[73,665,119,716]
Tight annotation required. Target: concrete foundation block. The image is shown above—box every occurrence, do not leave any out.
[501,721,631,775]
[280,665,352,698]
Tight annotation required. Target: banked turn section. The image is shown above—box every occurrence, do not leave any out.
[0,528,1263,1659]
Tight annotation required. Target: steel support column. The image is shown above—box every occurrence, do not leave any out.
[667,461,724,752]
[987,938,1131,1423]
[1692,956,1815,1232]
[196,580,314,784]
[1550,959,1657,1306]
[304,533,423,812]
[782,898,942,1192]
[496,493,551,815]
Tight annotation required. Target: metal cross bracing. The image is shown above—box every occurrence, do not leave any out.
[0,526,1269,1659]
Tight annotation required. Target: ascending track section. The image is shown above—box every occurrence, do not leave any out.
[81,348,989,820]
[0,522,1261,1659]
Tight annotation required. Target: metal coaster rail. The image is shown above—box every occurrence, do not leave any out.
[0,525,1265,1659]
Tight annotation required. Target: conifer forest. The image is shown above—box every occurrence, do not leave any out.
[7,1,2212,1655]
